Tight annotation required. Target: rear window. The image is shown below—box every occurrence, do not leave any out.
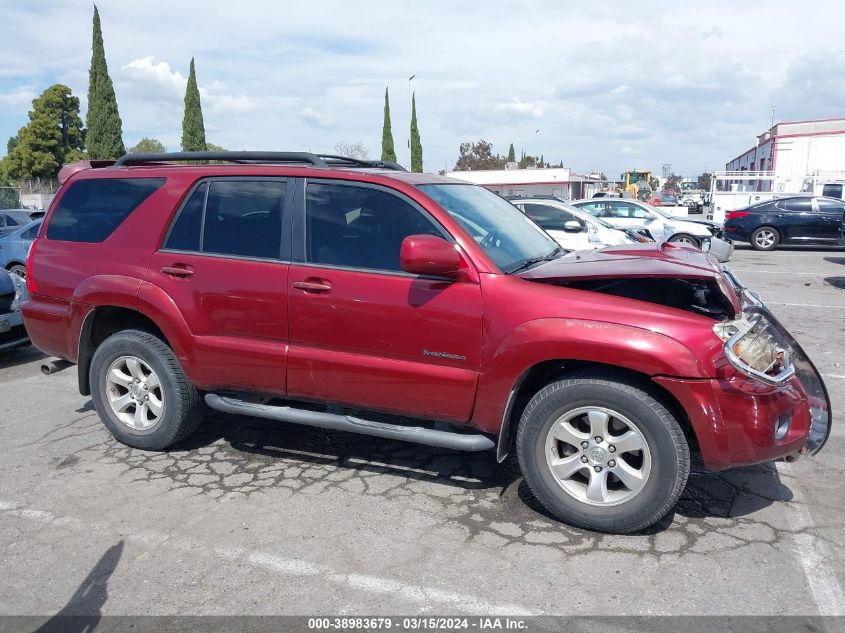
[47,178,165,242]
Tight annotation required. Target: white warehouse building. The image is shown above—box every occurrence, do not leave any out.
[725,116,845,192]
[445,167,604,199]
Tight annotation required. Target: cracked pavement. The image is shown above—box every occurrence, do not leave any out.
[0,246,843,616]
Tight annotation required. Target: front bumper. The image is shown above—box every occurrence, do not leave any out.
[702,236,734,263]
[654,297,831,470]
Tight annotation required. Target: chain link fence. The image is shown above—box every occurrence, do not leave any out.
[0,187,21,210]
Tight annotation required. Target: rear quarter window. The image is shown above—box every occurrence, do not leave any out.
[46,178,165,243]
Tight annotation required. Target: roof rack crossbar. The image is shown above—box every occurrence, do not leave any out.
[316,154,407,172]
[114,151,329,168]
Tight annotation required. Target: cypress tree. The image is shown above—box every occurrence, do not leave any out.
[381,87,396,162]
[507,143,516,162]
[410,92,422,172]
[86,5,125,159]
[181,58,207,152]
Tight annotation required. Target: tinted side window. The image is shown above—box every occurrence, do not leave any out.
[817,198,845,212]
[523,204,581,230]
[166,183,207,252]
[47,178,165,242]
[305,182,442,272]
[203,180,286,259]
[780,198,813,212]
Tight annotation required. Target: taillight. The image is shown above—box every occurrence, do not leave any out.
[25,237,39,294]
[726,211,750,221]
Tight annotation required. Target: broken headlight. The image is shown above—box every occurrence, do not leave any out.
[713,310,794,384]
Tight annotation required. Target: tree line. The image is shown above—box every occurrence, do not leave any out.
[1,6,224,184]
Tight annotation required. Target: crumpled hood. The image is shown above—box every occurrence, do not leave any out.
[518,242,742,318]
[519,242,723,282]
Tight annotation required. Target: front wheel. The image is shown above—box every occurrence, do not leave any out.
[516,373,690,533]
[668,233,700,248]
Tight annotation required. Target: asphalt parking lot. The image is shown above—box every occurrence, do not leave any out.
[0,245,843,618]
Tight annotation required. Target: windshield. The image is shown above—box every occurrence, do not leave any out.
[419,184,559,273]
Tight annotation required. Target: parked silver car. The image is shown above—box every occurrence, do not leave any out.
[0,219,41,279]
[507,197,651,250]
[570,198,734,262]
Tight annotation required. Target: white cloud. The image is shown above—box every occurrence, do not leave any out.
[0,87,37,109]
[300,106,336,129]
[493,99,544,119]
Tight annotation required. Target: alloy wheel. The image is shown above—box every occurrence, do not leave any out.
[755,229,776,249]
[544,406,652,506]
[105,355,165,430]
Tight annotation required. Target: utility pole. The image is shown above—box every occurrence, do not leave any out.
[770,105,775,128]
[408,74,415,160]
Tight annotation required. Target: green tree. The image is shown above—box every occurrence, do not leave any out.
[129,137,165,153]
[380,87,396,162]
[664,173,682,192]
[453,140,506,171]
[507,143,515,163]
[1,84,86,181]
[181,58,207,152]
[409,92,422,172]
[86,5,125,159]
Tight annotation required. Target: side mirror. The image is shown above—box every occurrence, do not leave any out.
[562,220,583,233]
[400,234,461,278]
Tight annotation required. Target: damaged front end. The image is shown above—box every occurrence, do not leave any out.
[718,271,832,455]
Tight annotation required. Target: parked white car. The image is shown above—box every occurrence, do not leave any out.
[508,197,648,250]
[570,198,734,262]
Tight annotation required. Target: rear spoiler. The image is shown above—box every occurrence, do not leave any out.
[57,160,116,185]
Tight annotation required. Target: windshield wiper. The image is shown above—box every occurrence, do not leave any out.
[506,246,564,274]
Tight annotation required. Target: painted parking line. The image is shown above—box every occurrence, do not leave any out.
[0,499,539,616]
[767,302,845,309]
[776,465,845,616]
[730,270,821,275]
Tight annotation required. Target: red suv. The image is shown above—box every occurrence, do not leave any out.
[23,151,831,533]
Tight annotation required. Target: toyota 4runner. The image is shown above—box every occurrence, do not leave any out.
[22,151,832,533]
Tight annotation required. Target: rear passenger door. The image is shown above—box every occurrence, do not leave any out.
[813,198,845,241]
[286,179,483,423]
[146,177,292,394]
[777,198,820,241]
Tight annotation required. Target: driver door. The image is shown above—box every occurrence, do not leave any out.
[287,179,483,422]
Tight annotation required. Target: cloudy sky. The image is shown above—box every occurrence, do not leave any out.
[1,0,844,177]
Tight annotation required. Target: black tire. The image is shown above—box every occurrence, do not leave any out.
[516,371,690,533]
[750,226,780,251]
[90,329,202,450]
[7,263,26,280]
[667,233,700,248]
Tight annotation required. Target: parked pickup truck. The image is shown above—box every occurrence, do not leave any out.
[23,151,832,534]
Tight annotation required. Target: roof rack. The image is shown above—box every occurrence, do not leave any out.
[316,154,406,172]
[114,151,407,171]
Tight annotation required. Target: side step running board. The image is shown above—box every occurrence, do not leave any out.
[204,394,495,452]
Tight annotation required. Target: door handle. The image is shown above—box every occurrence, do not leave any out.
[293,280,332,293]
[161,264,194,278]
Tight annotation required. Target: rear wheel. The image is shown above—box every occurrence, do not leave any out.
[516,372,690,533]
[750,226,780,251]
[90,329,202,450]
[668,233,700,248]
